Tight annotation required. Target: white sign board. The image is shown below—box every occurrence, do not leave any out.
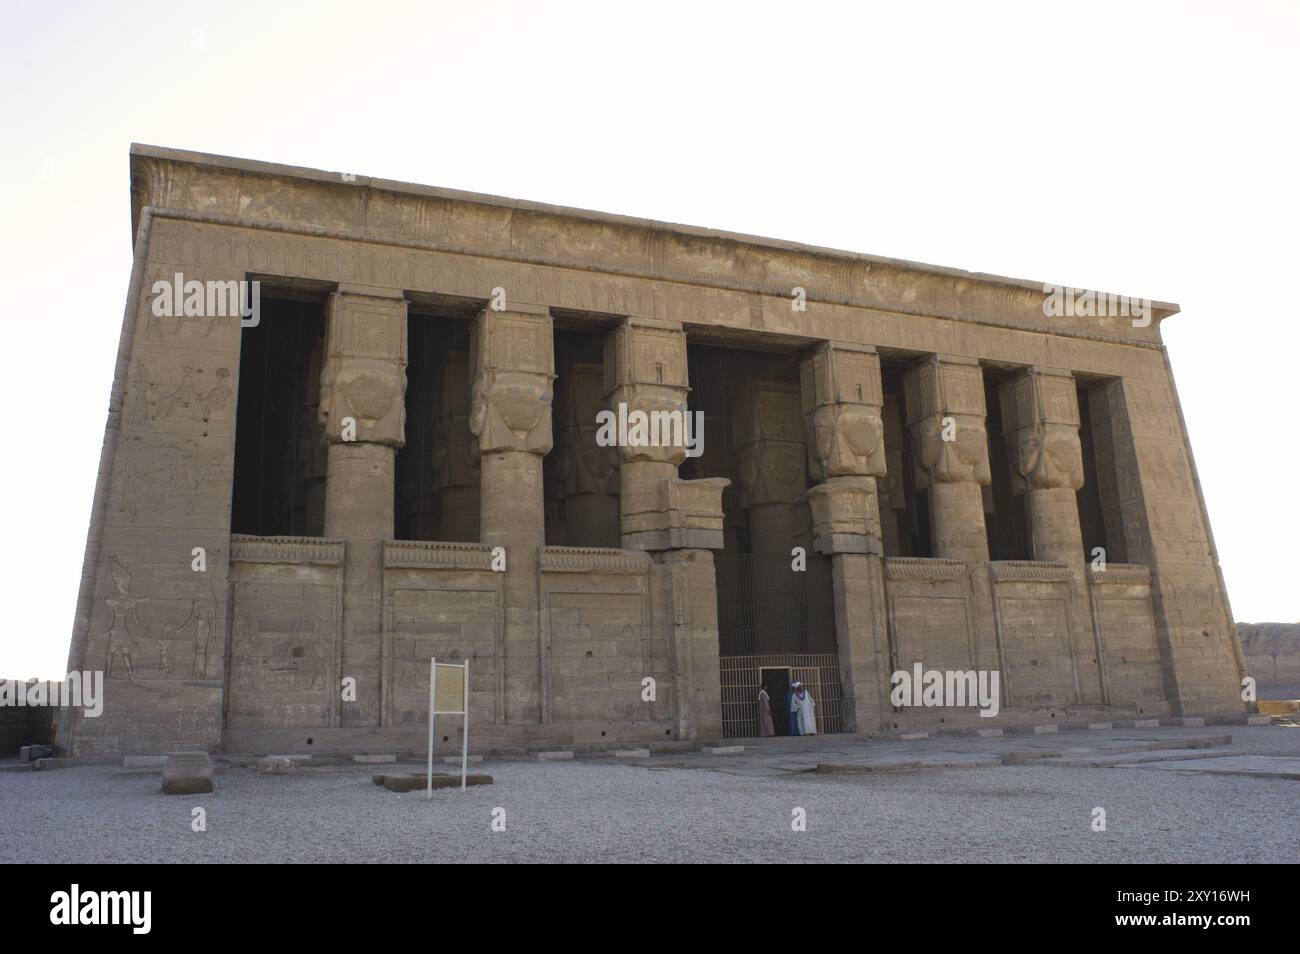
[427,659,470,796]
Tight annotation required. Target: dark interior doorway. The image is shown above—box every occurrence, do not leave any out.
[760,667,792,736]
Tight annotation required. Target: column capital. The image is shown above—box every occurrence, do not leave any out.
[319,288,408,447]
[799,342,886,482]
[603,318,690,466]
[469,307,555,456]
[903,354,990,488]
[999,366,1083,493]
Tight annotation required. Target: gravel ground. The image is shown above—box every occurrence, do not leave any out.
[3,727,1297,863]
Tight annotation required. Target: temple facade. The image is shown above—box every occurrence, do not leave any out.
[60,145,1249,755]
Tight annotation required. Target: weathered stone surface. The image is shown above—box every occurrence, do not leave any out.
[60,145,1247,760]
[161,751,213,794]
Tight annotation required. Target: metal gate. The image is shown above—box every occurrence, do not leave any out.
[713,552,837,655]
[713,552,843,737]
[720,653,845,738]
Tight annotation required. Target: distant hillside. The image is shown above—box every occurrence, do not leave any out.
[1238,622,1300,698]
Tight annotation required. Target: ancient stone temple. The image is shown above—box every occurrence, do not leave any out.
[60,145,1249,755]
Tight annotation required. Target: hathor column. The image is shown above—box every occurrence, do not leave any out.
[604,317,727,739]
[468,304,554,724]
[319,285,408,727]
[800,342,891,734]
[903,354,999,674]
[999,366,1101,702]
[903,355,992,564]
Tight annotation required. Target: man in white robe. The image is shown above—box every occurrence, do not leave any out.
[791,682,817,736]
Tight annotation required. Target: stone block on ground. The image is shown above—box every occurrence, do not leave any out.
[1134,718,1160,728]
[1033,724,1059,734]
[535,751,574,760]
[352,754,397,764]
[20,745,55,763]
[703,745,745,754]
[161,752,213,795]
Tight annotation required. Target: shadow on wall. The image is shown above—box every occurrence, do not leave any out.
[0,683,55,757]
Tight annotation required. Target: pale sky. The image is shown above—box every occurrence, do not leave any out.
[1,0,1296,678]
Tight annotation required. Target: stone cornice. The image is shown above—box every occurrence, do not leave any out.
[230,534,344,566]
[1088,563,1153,586]
[541,546,653,574]
[128,144,1177,348]
[884,557,968,581]
[383,541,496,571]
[989,560,1073,583]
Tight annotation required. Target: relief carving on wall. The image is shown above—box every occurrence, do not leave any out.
[102,558,219,681]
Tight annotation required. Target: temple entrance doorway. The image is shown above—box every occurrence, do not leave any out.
[681,339,844,739]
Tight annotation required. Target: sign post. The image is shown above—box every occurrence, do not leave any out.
[427,658,470,798]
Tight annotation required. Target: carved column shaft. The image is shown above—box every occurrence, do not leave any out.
[557,361,620,547]
[799,342,890,734]
[470,305,554,723]
[431,353,480,542]
[1001,366,1100,703]
[319,285,408,727]
[879,394,906,555]
[605,317,726,740]
[1000,366,1086,565]
[734,382,807,556]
